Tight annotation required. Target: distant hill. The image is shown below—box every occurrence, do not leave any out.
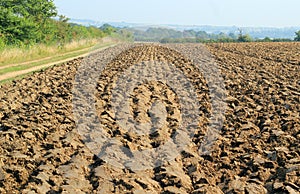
[70,19,300,39]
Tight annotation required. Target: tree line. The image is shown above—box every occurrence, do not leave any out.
[2,0,299,47]
[127,27,300,43]
[0,0,120,49]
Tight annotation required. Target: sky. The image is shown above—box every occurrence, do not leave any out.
[53,0,300,27]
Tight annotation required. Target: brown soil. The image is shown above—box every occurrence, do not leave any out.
[0,43,299,193]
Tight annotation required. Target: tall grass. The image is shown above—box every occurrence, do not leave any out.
[0,38,101,66]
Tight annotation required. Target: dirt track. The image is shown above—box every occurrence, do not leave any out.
[0,44,116,82]
[0,43,299,193]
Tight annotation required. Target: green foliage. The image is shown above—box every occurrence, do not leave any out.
[130,27,245,43]
[157,29,237,43]
[196,31,209,39]
[228,32,237,39]
[0,1,113,49]
[131,27,297,43]
[295,30,300,41]
[272,38,292,42]
[115,28,134,41]
[236,29,252,42]
[256,37,292,42]
[131,27,186,42]
[100,24,117,35]
[261,37,272,42]
[0,0,57,45]
[237,34,252,42]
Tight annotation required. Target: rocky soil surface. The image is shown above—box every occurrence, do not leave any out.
[0,43,299,193]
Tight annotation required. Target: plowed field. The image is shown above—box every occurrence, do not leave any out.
[0,43,299,193]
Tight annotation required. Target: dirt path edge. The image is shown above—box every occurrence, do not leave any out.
[0,44,117,82]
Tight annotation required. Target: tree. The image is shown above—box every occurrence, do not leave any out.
[237,34,252,42]
[100,24,117,35]
[196,31,209,39]
[228,32,237,39]
[0,0,57,45]
[237,29,252,42]
[0,0,56,19]
[117,29,134,41]
[262,37,272,42]
[0,0,111,48]
[295,30,300,41]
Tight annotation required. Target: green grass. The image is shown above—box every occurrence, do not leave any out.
[0,41,117,84]
[0,42,115,76]
[0,50,84,75]
[0,39,100,66]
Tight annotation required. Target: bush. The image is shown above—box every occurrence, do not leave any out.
[0,0,111,47]
[237,34,252,42]
[295,31,300,41]
[0,37,6,49]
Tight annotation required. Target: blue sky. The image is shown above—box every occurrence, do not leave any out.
[53,0,300,27]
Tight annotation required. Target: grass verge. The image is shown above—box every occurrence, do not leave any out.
[0,38,118,84]
[0,41,114,76]
[0,38,102,66]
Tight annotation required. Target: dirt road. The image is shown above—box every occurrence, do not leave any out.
[0,44,116,82]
